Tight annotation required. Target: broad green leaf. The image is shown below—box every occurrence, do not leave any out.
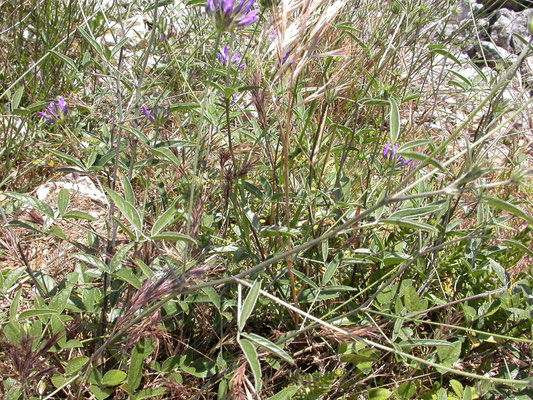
[382,218,438,233]
[482,196,533,224]
[128,338,154,391]
[268,385,299,400]
[241,332,294,365]
[50,50,78,71]
[134,388,168,399]
[77,27,104,59]
[63,211,96,221]
[389,98,400,143]
[450,380,463,398]
[202,287,221,313]
[369,388,392,400]
[10,287,22,320]
[151,232,197,244]
[5,192,54,217]
[322,253,342,286]
[67,356,89,375]
[102,370,127,386]
[90,384,113,400]
[404,286,420,313]
[150,148,181,167]
[151,204,176,237]
[49,287,73,313]
[239,280,261,331]
[18,309,59,320]
[110,242,136,273]
[112,269,142,289]
[62,339,83,349]
[121,175,135,205]
[12,86,23,110]
[52,374,70,389]
[390,204,444,219]
[105,188,143,236]
[244,206,261,232]
[239,338,261,391]
[72,253,108,271]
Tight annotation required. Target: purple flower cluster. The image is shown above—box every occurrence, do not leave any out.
[217,45,246,69]
[206,0,259,32]
[142,105,171,126]
[38,97,68,124]
[383,141,413,166]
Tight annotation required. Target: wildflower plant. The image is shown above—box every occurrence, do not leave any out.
[142,104,171,126]
[38,97,68,124]
[1,1,533,399]
[206,0,259,32]
[217,45,246,69]
[383,141,413,166]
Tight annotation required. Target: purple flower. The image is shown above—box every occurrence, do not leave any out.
[206,0,259,32]
[217,45,246,69]
[142,105,171,126]
[38,97,68,123]
[383,141,413,166]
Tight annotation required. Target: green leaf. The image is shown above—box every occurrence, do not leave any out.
[112,269,141,289]
[18,309,59,320]
[400,151,446,171]
[404,286,420,313]
[369,388,392,400]
[202,287,221,313]
[482,196,533,224]
[268,385,299,400]
[5,192,54,217]
[134,388,168,399]
[102,370,127,386]
[57,189,70,216]
[90,384,113,400]
[239,338,262,391]
[77,27,104,59]
[121,175,135,205]
[382,218,438,233]
[389,98,400,143]
[151,204,176,237]
[239,280,261,331]
[67,356,89,375]
[151,232,197,244]
[241,332,294,365]
[244,206,261,232]
[322,253,342,286]
[450,379,463,398]
[49,287,73,313]
[105,188,143,237]
[50,50,78,71]
[12,86,23,110]
[128,338,154,391]
[110,242,136,273]
[63,211,96,221]
[72,253,108,272]
[10,288,22,320]
[150,148,181,167]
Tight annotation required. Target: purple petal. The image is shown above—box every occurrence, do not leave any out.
[206,0,215,14]
[142,106,150,119]
[235,0,247,13]
[238,9,259,25]
[166,105,171,117]
[222,0,233,17]
[282,50,291,64]
[241,0,254,13]
[383,142,391,158]
[231,51,241,63]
